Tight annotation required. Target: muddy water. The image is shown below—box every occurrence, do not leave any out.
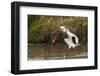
[28,44,87,60]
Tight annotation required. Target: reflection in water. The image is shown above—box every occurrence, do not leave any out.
[28,44,87,60]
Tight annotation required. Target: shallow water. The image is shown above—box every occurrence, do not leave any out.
[28,44,87,60]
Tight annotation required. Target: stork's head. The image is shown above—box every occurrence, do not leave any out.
[59,26,67,32]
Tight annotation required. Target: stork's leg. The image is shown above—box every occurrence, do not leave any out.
[68,45,71,49]
[72,46,75,48]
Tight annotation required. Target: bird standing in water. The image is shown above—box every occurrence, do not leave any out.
[60,26,80,49]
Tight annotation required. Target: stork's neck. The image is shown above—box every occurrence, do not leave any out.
[66,29,72,35]
[66,29,76,37]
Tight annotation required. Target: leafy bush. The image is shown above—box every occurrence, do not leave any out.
[28,15,87,44]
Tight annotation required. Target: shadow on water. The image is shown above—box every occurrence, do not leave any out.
[28,44,88,60]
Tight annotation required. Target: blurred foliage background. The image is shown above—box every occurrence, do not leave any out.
[28,15,88,44]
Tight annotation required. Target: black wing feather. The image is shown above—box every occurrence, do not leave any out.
[72,36,76,44]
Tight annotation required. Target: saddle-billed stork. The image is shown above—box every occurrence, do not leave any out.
[60,26,80,49]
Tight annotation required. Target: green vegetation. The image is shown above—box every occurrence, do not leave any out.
[28,15,88,44]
